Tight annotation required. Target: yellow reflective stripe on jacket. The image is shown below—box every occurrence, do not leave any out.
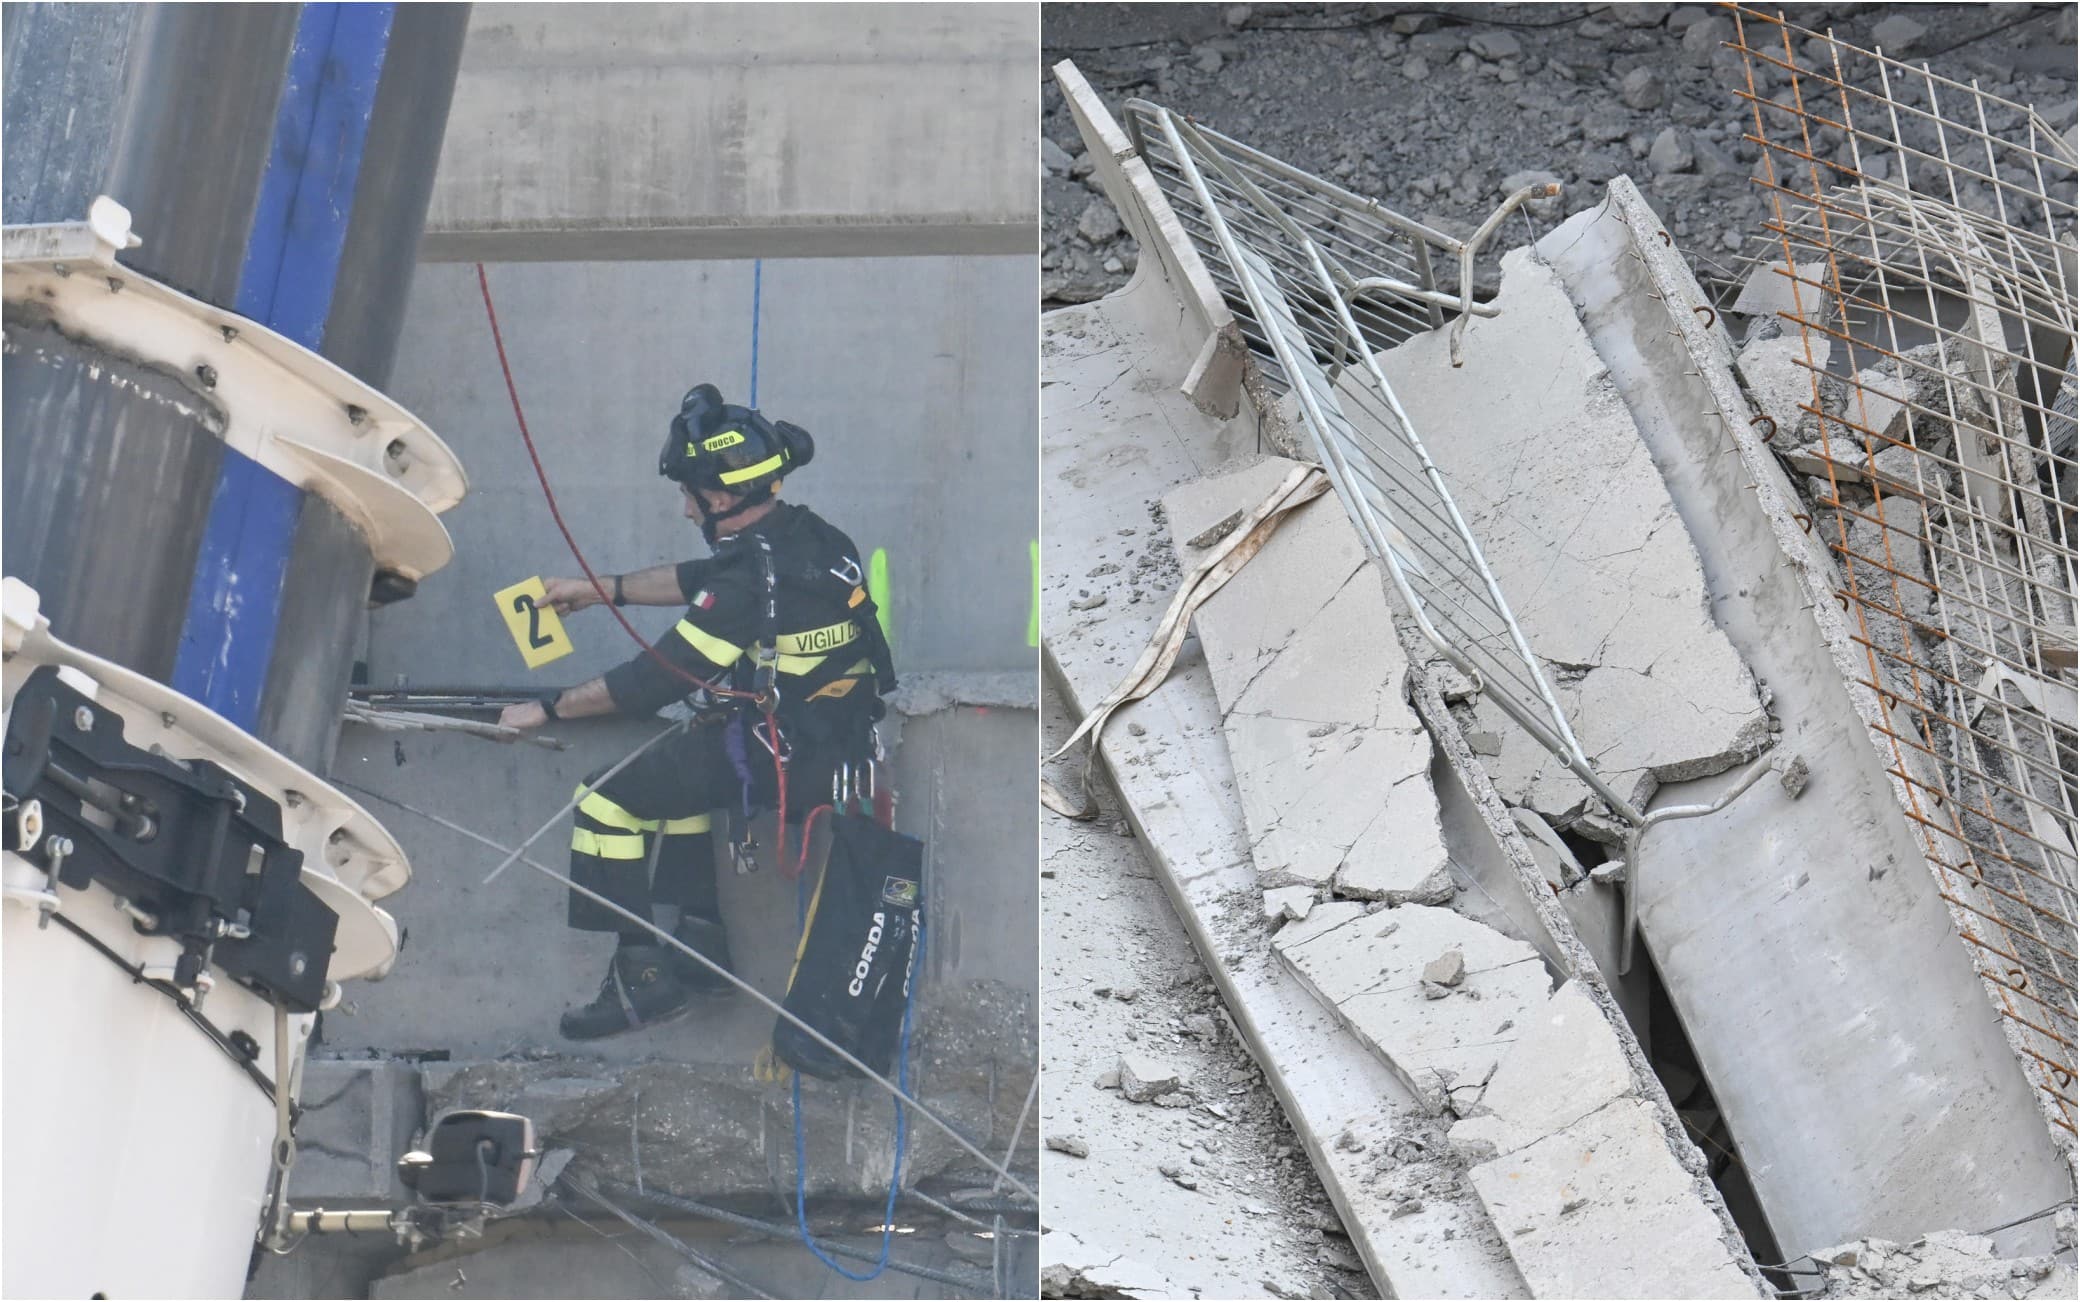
[777,619,859,657]
[571,828,649,860]
[574,788,711,836]
[675,619,743,667]
[576,788,647,831]
[718,453,784,485]
[807,657,877,699]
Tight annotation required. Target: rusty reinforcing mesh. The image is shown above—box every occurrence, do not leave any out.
[1728,4,2078,1142]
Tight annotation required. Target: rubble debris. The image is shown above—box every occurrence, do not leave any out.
[1422,949,1467,989]
[1048,1134,1092,1159]
[1157,1162,1200,1191]
[1117,1055,1183,1103]
[1185,508,1245,549]
[1869,14,1928,56]
[1261,885,1316,923]
[1773,753,1809,798]
[1803,1229,2073,1299]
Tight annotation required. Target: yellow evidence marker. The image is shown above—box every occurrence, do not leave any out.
[494,576,575,669]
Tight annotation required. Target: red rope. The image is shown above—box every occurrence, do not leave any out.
[791,802,834,881]
[475,262,758,704]
[767,715,788,873]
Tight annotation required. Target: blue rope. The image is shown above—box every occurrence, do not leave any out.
[748,259,763,407]
[789,830,922,1282]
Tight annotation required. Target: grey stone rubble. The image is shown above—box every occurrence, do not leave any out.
[1043,4,2079,304]
[1803,1221,2077,1299]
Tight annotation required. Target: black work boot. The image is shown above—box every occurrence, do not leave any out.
[668,914,736,994]
[559,945,691,1041]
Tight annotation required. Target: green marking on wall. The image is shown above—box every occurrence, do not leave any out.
[868,547,894,647]
[1028,538,1041,648]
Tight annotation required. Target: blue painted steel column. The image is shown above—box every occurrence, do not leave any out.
[171,3,395,727]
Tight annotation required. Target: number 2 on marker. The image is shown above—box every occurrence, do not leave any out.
[494,577,574,669]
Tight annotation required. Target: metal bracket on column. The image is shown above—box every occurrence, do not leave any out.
[3,578,404,983]
[2,197,466,582]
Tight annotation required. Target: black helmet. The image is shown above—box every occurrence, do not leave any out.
[659,384,814,499]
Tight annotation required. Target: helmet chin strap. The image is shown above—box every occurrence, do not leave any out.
[694,486,776,545]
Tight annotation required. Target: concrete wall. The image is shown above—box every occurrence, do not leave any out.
[421,3,1038,261]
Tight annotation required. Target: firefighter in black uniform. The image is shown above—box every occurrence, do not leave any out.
[500,384,895,1040]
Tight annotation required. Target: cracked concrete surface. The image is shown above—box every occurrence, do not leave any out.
[1354,247,1769,824]
[1447,982,1758,1298]
[1468,1099,1758,1300]
[1273,902,1551,1118]
[1164,458,1455,904]
[1042,262,1528,1298]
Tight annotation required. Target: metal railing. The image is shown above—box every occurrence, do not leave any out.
[1124,101,1539,376]
[1729,2,2079,1141]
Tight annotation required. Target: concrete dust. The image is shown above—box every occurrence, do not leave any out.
[1041,680,1375,1300]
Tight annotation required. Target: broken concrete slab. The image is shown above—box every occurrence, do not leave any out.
[1732,258,1828,321]
[1843,366,1915,441]
[1738,332,1830,442]
[1273,903,1553,1116]
[1118,1055,1184,1102]
[1359,246,1768,821]
[1468,1098,1758,1299]
[1040,1226,1186,1299]
[1261,885,1316,922]
[1163,461,1455,902]
[1044,268,1526,1296]
[1447,981,1635,1162]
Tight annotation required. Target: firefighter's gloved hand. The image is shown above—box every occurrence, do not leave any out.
[542,576,603,615]
[499,700,549,732]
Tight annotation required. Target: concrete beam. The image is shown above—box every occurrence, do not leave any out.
[1537,178,2074,1256]
[422,4,1037,261]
